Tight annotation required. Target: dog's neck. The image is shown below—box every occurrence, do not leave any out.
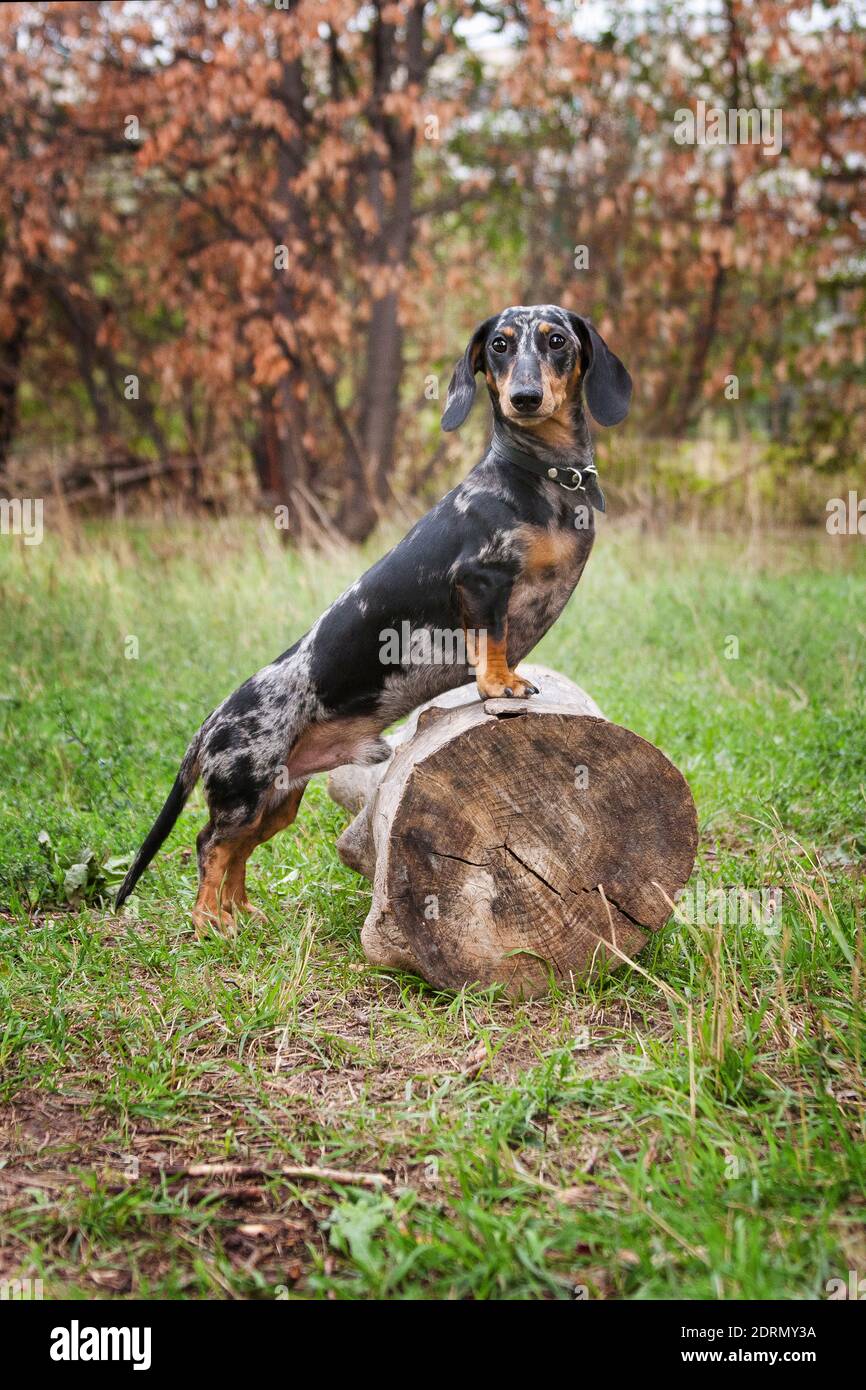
[490,401,594,471]
[486,399,605,514]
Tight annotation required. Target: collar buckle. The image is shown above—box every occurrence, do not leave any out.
[557,465,584,492]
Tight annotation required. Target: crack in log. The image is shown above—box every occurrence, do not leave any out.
[502,843,568,974]
[411,834,652,935]
[569,882,649,933]
[504,843,563,898]
[423,844,501,869]
[393,827,501,870]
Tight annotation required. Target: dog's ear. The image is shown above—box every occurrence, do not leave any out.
[567,314,632,426]
[441,318,497,431]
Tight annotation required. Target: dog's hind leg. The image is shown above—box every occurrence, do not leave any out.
[192,822,240,934]
[192,784,308,934]
[224,784,308,918]
[191,704,390,935]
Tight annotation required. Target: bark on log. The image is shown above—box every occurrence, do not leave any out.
[327,664,697,999]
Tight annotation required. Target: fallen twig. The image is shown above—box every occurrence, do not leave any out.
[159,1161,393,1190]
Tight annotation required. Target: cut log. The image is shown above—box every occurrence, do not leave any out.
[327,664,697,999]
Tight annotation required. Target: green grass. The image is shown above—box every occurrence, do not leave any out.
[0,514,864,1299]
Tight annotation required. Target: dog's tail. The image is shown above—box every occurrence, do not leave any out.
[115,736,202,910]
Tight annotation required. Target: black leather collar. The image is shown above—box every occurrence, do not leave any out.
[489,437,606,512]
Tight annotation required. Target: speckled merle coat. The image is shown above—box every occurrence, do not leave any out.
[116,304,632,930]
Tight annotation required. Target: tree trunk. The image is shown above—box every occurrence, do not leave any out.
[327,665,698,999]
[0,290,29,468]
[257,40,316,529]
[350,1,424,528]
[667,0,741,437]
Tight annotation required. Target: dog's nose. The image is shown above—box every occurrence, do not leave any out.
[510,387,544,414]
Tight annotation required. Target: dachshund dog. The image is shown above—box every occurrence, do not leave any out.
[116,305,632,930]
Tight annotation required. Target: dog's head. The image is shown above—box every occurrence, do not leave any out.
[441,304,632,439]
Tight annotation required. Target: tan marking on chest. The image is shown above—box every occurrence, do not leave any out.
[517,525,580,575]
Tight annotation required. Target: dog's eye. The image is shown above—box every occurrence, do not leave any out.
[490,337,509,354]
[549,333,566,349]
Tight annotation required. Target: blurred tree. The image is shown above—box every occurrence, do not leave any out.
[95,0,488,536]
[1,0,863,522]
[486,0,866,449]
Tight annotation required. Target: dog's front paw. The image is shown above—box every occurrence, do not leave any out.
[477,671,539,700]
